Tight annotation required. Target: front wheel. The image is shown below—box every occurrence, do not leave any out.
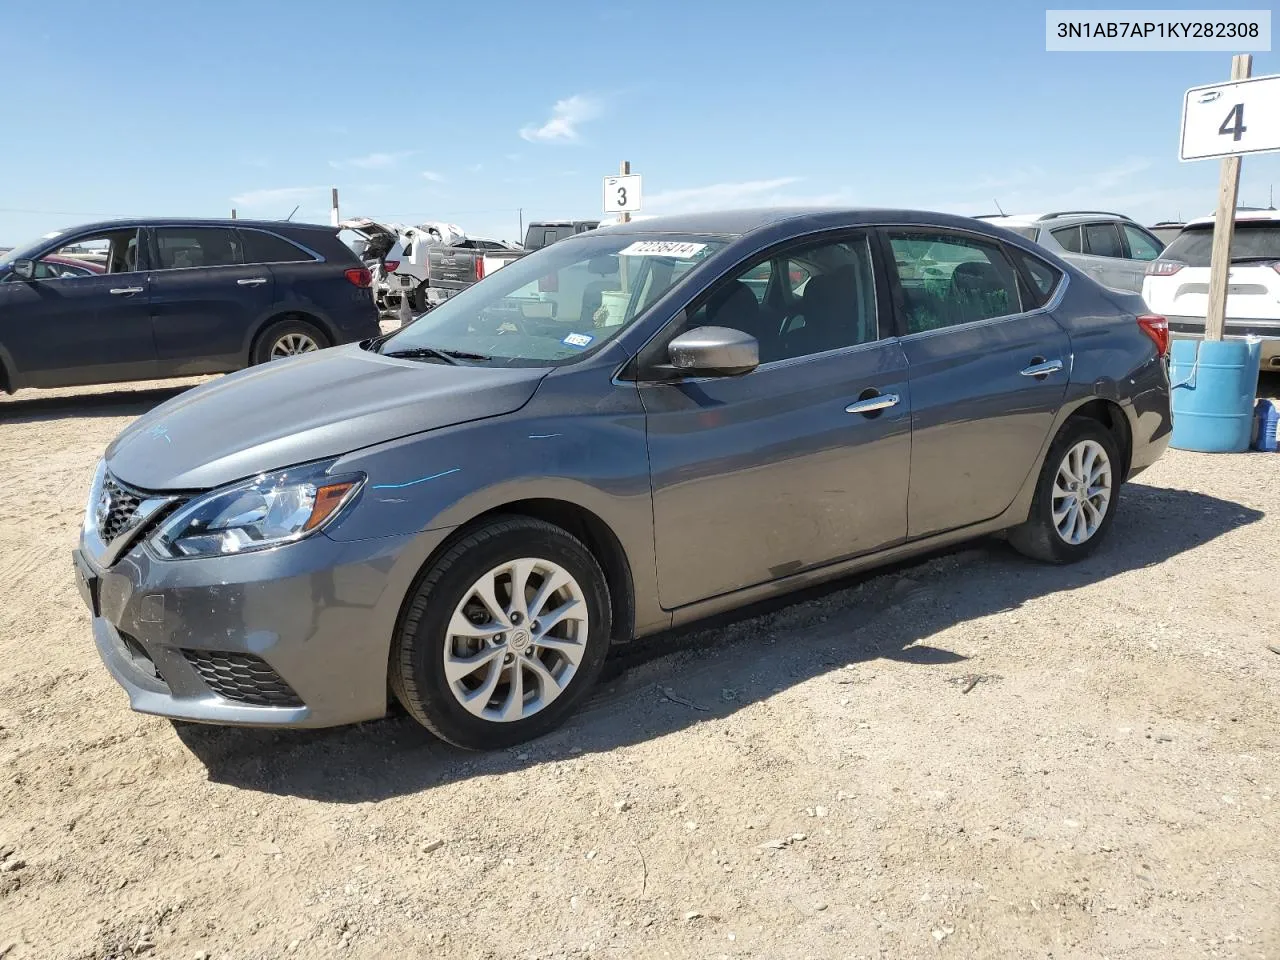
[1008,417,1121,563]
[389,517,612,750]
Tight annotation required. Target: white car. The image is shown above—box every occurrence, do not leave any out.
[1142,209,1280,372]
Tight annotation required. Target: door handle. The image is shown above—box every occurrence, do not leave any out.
[1019,358,1064,378]
[109,286,144,295]
[845,393,900,415]
[237,277,269,286]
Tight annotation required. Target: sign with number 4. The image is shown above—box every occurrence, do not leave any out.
[1180,73,1280,161]
[604,174,642,213]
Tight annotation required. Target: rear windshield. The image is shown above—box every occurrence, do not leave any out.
[1162,222,1280,266]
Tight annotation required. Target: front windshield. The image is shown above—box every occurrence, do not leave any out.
[380,232,728,364]
[0,230,66,265]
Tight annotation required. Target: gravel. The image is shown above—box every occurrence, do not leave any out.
[1,375,1278,959]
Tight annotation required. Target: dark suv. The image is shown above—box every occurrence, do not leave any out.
[0,218,380,392]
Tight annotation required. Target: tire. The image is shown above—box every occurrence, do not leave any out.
[389,516,612,750]
[1008,416,1122,564]
[408,284,429,314]
[251,318,330,365]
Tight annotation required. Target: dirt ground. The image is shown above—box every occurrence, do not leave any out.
[1,374,1279,960]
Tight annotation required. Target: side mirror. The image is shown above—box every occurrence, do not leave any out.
[667,326,759,376]
[11,259,35,281]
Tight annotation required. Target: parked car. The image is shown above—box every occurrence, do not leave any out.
[1142,209,1280,371]
[75,207,1170,749]
[0,219,379,392]
[976,211,1165,293]
[1149,221,1187,245]
[523,220,599,251]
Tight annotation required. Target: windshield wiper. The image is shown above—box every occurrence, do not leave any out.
[381,346,492,363]
[1229,255,1279,264]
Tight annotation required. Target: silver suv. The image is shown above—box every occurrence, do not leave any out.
[977,211,1165,293]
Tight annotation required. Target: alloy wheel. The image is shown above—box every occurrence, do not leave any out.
[269,332,320,359]
[443,558,589,723]
[1052,439,1112,545]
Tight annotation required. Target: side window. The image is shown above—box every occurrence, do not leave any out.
[687,235,878,363]
[542,229,558,248]
[240,229,312,264]
[1083,222,1124,259]
[1121,224,1163,262]
[888,231,1023,333]
[46,229,140,275]
[1051,225,1083,253]
[1006,247,1063,309]
[154,227,242,270]
[738,262,773,303]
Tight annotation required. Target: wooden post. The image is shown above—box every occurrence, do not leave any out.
[1204,53,1252,342]
[518,207,523,241]
[230,208,237,220]
[618,161,632,297]
[330,187,340,228]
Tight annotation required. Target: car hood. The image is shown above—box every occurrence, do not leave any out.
[106,344,548,490]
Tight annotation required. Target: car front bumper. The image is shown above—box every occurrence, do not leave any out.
[75,526,447,728]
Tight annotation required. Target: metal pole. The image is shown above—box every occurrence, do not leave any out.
[1204,53,1252,342]
[230,208,237,220]
[330,187,340,228]
[619,161,631,224]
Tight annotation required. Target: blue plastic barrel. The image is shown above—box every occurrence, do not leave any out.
[1169,338,1262,453]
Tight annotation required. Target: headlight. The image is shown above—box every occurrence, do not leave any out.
[149,461,364,559]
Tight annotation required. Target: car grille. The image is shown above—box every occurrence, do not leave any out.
[182,650,304,708]
[99,474,145,542]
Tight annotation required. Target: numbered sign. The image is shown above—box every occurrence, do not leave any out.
[604,174,642,213]
[1181,73,1280,161]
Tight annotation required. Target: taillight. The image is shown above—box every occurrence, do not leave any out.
[1146,259,1185,277]
[344,267,372,288]
[1137,314,1169,357]
[383,260,400,273]
[475,258,486,281]
[1273,263,1280,275]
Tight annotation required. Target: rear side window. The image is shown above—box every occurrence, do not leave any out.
[1007,247,1062,308]
[1162,222,1280,267]
[888,231,1023,333]
[240,229,313,264]
[1083,222,1124,259]
[1051,225,1082,253]
[1005,225,1040,242]
[155,227,241,269]
[1121,224,1163,262]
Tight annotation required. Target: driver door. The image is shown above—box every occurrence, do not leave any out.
[638,232,911,610]
[0,228,157,388]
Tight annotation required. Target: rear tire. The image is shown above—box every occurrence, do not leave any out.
[1008,417,1121,564]
[251,318,330,365]
[389,516,612,750]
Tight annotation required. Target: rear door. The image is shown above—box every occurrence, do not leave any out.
[882,227,1070,539]
[1080,221,1133,291]
[0,227,156,388]
[148,225,276,375]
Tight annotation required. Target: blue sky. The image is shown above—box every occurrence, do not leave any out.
[2,0,1278,245]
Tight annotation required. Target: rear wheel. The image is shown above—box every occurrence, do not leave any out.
[251,318,329,365]
[390,516,612,750]
[1009,417,1120,563]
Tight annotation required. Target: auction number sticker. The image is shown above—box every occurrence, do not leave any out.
[561,332,594,349]
[618,241,708,258]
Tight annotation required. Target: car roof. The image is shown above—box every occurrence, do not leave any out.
[1185,209,1280,226]
[49,217,336,235]
[596,206,1011,239]
[977,211,1142,228]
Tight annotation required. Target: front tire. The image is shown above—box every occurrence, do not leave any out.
[389,516,612,750]
[1008,417,1121,564]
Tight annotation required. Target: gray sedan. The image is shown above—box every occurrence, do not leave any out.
[75,208,1172,750]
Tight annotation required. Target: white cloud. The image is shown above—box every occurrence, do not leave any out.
[421,170,446,182]
[520,95,603,143]
[329,151,413,170]
[230,186,325,209]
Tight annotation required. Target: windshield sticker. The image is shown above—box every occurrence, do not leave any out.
[618,241,708,258]
[561,332,594,349]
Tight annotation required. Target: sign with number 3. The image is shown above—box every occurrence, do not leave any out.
[1180,74,1280,161]
[604,175,642,213]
